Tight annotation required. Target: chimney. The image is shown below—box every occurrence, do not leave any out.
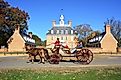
[105,25,111,34]
[15,24,20,33]
[68,20,72,27]
[28,32,32,38]
[52,20,56,27]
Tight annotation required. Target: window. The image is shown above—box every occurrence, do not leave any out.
[65,30,68,34]
[71,30,73,34]
[57,30,59,34]
[66,37,67,40]
[61,30,64,34]
[51,30,53,34]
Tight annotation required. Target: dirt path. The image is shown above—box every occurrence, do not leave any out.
[0,54,121,70]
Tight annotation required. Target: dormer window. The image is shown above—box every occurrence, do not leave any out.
[71,30,73,34]
[51,30,54,34]
[61,30,64,34]
[65,30,68,34]
[57,30,59,34]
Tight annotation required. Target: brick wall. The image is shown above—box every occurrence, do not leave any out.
[0,48,8,52]
[117,47,121,52]
[86,47,102,53]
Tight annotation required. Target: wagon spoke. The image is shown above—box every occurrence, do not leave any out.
[76,49,93,64]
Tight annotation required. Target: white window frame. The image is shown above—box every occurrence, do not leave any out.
[65,30,68,34]
[51,30,54,34]
[57,30,59,34]
[71,30,73,34]
[61,30,64,34]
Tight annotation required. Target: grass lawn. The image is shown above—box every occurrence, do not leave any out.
[0,67,121,80]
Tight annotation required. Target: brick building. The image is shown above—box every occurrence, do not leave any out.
[7,25,35,52]
[88,25,118,53]
[46,14,78,49]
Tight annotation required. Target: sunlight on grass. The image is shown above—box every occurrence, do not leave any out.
[0,67,121,80]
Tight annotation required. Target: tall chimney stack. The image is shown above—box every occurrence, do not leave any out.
[52,20,56,27]
[68,20,72,27]
[105,25,111,34]
[15,24,20,33]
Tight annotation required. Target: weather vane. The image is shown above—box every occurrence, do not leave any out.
[60,9,63,14]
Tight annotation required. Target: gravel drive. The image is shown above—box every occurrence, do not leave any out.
[0,54,121,69]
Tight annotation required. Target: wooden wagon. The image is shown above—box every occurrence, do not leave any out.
[48,46,93,64]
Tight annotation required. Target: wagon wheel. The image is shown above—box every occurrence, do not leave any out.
[49,53,62,64]
[76,49,93,64]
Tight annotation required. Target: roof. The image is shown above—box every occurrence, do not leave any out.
[21,33,35,44]
[46,27,77,35]
[88,32,105,43]
[100,32,118,44]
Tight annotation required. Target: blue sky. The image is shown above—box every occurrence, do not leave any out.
[5,0,121,40]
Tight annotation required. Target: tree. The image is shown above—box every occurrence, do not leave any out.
[0,0,30,47]
[87,30,101,40]
[41,40,46,46]
[86,30,101,47]
[32,35,42,46]
[104,17,121,47]
[74,24,93,46]
[32,34,46,46]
